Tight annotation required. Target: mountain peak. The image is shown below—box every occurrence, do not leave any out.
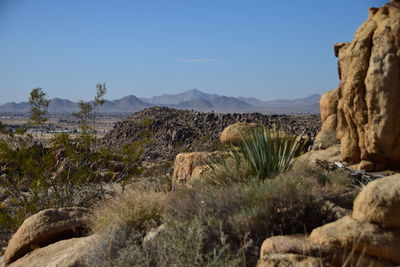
[0,91,321,115]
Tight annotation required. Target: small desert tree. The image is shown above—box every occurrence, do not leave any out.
[73,83,107,133]
[28,88,50,128]
[73,83,107,150]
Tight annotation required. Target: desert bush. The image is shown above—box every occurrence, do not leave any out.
[0,122,8,134]
[103,174,334,266]
[205,127,303,185]
[112,216,248,267]
[174,176,330,229]
[234,127,303,180]
[84,125,351,266]
[120,137,153,171]
[92,186,167,235]
[87,159,350,266]
[84,186,167,266]
[0,138,109,230]
[0,129,147,234]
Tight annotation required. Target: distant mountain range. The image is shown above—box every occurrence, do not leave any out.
[0,89,321,115]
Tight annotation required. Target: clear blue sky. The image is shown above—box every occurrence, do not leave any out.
[0,0,386,103]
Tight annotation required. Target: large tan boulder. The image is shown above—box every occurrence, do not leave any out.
[172,151,226,184]
[7,235,95,267]
[257,166,400,266]
[334,4,400,170]
[320,89,339,123]
[314,115,338,149]
[3,207,90,265]
[220,122,261,145]
[314,88,339,150]
[258,235,393,267]
[259,235,332,259]
[309,216,400,265]
[258,253,324,267]
[353,174,400,228]
[292,145,341,169]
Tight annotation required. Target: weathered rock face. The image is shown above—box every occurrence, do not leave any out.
[352,174,400,228]
[257,235,393,267]
[7,236,96,267]
[335,4,400,170]
[292,144,341,169]
[320,89,339,123]
[172,151,226,184]
[314,89,339,149]
[309,216,400,264]
[257,174,400,266]
[3,207,90,265]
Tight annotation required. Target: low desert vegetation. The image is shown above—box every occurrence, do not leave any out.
[0,86,150,246]
[235,126,303,179]
[0,130,146,233]
[85,128,354,266]
[205,126,305,185]
[1,89,357,265]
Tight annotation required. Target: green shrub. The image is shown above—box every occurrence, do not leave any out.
[103,174,335,266]
[0,138,109,230]
[86,160,350,267]
[140,119,154,128]
[205,127,304,185]
[0,122,8,134]
[163,174,334,265]
[234,127,303,180]
[0,131,141,233]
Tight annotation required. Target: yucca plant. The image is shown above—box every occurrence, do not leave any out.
[230,126,303,180]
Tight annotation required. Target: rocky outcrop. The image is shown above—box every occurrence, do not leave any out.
[220,122,261,145]
[309,216,400,264]
[292,144,341,169]
[172,151,226,184]
[257,235,392,267]
[257,174,400,266]
[102,107,321,161]
[331,3,400,170]
[314,89,339,149]
[3,207,90,265]
[352,174,400,228]
[6,236,96,267]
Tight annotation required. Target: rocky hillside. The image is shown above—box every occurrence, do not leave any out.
[101,107,321,161]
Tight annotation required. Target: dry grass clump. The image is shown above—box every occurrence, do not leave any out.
[91,185,167,235]
[84,185,168,266]
[113,217,246,267]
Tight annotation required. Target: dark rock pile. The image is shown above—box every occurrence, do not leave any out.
[101,107,321,161]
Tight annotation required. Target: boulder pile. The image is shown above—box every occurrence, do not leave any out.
[172,151,224,184]
[257,174,400,266]
[102,107,320,161]
[172,122,263,184]
[2,207,92,267]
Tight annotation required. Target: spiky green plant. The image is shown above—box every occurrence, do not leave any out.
[230,127,303,180]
